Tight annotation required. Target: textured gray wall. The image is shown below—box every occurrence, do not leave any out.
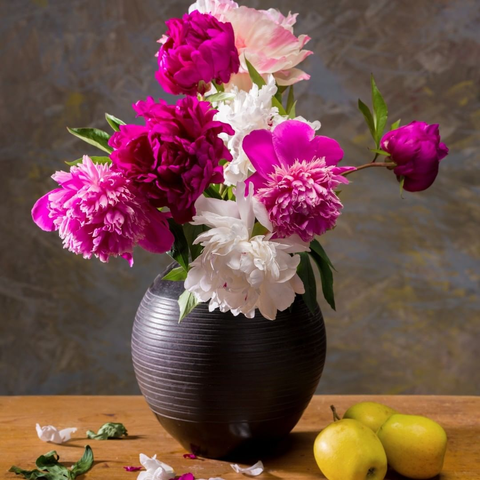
[1,0,479,395]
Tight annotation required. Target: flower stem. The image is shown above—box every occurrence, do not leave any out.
[343,161,396,177]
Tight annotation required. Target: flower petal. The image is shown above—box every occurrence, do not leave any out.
[271,120,316,166]
[230,460,264,476]
[32,191,59,232]
[242,129,278,180]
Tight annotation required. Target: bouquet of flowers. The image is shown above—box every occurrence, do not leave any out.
[32,0,449,322]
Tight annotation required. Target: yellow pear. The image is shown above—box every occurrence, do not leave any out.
[377,414,447,479]
[343,401,397,432]
[313,418,387,480]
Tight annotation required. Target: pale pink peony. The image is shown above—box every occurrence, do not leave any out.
[224,6,312,87]
[31,156,174,266]
[243,120,355,242]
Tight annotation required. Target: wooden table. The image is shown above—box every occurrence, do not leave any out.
[0,396,478,479]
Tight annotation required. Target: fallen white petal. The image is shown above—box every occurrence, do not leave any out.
[35,424,77,444]
[138,454,175,480]
[230,460,264,476]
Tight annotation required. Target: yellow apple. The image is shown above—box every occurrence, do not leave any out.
[377,413,447,479]
[313,418,387,480]
[343,401,397,432]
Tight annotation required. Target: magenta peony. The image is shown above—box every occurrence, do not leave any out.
[31,156,174,266]
[243,120,355,242]
[156,10,240,95]
[381,121,449,192]
[109,96,234,224]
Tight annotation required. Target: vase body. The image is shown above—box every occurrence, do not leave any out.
[132,267,326,459]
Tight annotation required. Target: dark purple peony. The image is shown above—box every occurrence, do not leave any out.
[156,10,240,95]
[381,121,449,192]
[109,96,234,224]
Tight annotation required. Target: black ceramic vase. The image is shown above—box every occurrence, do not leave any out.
[132,264,327,459]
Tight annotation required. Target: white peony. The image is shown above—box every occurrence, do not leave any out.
[214,75,321,185]
[214,75,278,185]
[184,184,308,320]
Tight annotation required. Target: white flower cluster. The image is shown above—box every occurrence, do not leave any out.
[185,184,307,320]
[214,75,321,185]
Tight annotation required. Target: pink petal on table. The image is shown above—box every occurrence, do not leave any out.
[123,466,142,472]
[183,453,198,459]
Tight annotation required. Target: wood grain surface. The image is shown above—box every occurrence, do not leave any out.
[0,396,478,479]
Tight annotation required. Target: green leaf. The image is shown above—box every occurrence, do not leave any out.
[368,148,390,157]
[286,85,295,115]
[162,266,188,281]
[183,223,208,261]
[371,74,388,147]
[10,447,93,480]
[276,85,288,96]
[251,221,269,237]
[8,466,48,479]
[105,113,126,132]
[65,156,111,167]
[391,119,401,130]
[204,185,223,200]
[271,96,287,116]
[70,446,94,478]
[86,423,127,440]
[308,248,336,311]
[310,239,336,271]
[178,290,199,323]
[167,220,189,271]
[66,127,113,154]
[212,80,225,92]
[297,252,318,315]
[205,92,235,103]
[245,58,266,88]
[358,99,376,141]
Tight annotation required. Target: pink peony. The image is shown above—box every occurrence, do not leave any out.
[224,6,312,87]
[156,10,240,95]
[381,121,449,192]
[31,156,174,266]
[109,96,234,224]
[243,120,355,242]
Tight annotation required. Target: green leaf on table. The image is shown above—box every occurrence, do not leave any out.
[297,252,318,315]
[8,466,47,479]
[86,423,127,440]
[371,74,388,147]
[105,113,126,132]
[66,127,113,154]
[162,266,188,282]
[245,58,266,88]
[70,446,94,477]
[368,149,390,157]
[391,119,401,130]
[65,156,111,167]
[358,99,376,141]
[10,446,94,480]
[167,220,189,271]
[178,290,199,323]
[308,246,336,311]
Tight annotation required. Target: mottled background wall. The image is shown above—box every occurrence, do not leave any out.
[1,0,479,395]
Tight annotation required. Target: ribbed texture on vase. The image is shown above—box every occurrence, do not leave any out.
[132,266,326,458]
